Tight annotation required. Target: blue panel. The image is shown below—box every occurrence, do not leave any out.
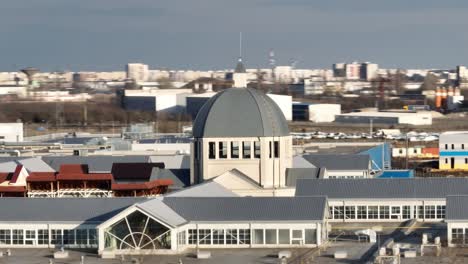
[359,143,391,170]
[378,170,414,178]
[440,151,468,156]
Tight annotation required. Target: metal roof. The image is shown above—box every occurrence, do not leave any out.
[165,181,237,197]
[295,178,468,199]
[192,88,289,138]
[0,198,147,223]
[18,157,55,172]
[150,168,190,188]
[162,196,327,222]
[137,198,187,227]
[285,168,326,186]
[0,161,18,173]
[299,154,370,170]
[446,195,468,221]
[42,155,151,172]
[149,155,190,169]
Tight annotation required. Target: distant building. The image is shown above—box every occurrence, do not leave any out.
[293,103,340,122]
[335,111,432,126]
[126,63,149,82]
[0,123,23,142]
[439,131,468,170]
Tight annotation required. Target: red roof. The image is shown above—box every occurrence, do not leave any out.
[0,173,10,183]
[27,172,57,182]
[59,164,88,174]
[111,179,173,190]
[56,173,113,181]
[0,186,25,192]
[9,165,23,184]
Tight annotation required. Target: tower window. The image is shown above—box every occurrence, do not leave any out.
[452,144,455,150]
[231,142,239,159]
[243,142,251,159]
[269,142,273,158]
[445,158,448,164]
[274,141,280,158]
[463,144,465,150]
[254,141,261,159]
[445,144,448,150]
[209,142,216,159]
[465,158,468,164]
[219,142,228,159]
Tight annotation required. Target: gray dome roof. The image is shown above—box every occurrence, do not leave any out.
[193,88,290,138]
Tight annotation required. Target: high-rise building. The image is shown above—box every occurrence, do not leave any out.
[126,63,149,82]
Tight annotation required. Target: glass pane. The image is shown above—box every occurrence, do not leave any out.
[305,229,316,244]
[253,229,264,244]
[126,211,148,233]
[292,230,302,239]
[278,229,290,244]
[265,229,277,244]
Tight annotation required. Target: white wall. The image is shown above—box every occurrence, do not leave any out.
[267,94,292,121]
[308,104,341,123]
[0,123,23,142]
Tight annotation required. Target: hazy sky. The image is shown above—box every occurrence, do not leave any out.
[2,0,468,71]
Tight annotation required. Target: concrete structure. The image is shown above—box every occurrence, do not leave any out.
[0,123,23,142]
[439,131,468,170]
[335,111,432,126]
[293,103,340,122]
[126,63,149,82]
[191,87,292,189]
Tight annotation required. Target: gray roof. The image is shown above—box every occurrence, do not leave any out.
[149,155,190,169]
[150,168,190,188]
[285,168,326,187]
[298,154,370,170]
[0,198,147,223]
[163,196,327,222]
[192,88,289,138]
[137,198,187,227]
[42,155,150,172]
[0,161,18,172]
[446,196,468,221]
[18,157,54,172]
[234,59,246,73]
[166,181,238,197]
[295,178,468,199]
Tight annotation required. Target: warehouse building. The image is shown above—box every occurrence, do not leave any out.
[0,123,23,142]
[335,111,432,126]
[294,178,468,223]
[292,103,341,122]
[439,131,468,170]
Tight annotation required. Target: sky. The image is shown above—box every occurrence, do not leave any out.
[2,0,468,71]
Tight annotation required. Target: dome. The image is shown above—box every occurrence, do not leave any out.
[193,88,290,138]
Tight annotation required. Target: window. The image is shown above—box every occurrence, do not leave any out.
[391,206,401,219]
[231,142,239,159]
[25,230,35,245]
[212,229,224,245]
[379,206,390,219]
[243,142,251,159]
[254,141,261,159]
[253,229,264,244]
[12,229,23,245]
[463,144,465,150]
[399,149,403,154]
[452,144,455,150]
[333,206,344,219]
[238,229,250,245]
[425,205,436,219]
[51,229,62,245]
[413,149,417,154]
[368,206,379,219]
[269,142,273,158]
[226,229,238,245]
[178,231,186,246]
[437,205,446,219]
[446,158,449,164]
[357,206,367,219]
[445,144,448,150]
[417,206,424,219]
[38,230,49,245]
[465,158,468,164]
[292,230,302,239]
[345,206,355,219]
[209,142,216,159]
[265,229,277,244]
[88,230,97,246]
[452,228,464,244]
[219,142,227,159]
[305,229,317,244]
[198,229,211,245]
[188,229,197,245]
[194,141,199,160]
[402,206,411,219]
[0,230,11,245]
[63,230,75,245]
[274,141,280,158]
[76,229,87,245]
[278,229,290,244]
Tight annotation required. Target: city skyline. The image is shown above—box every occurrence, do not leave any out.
[2,0,468,71]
